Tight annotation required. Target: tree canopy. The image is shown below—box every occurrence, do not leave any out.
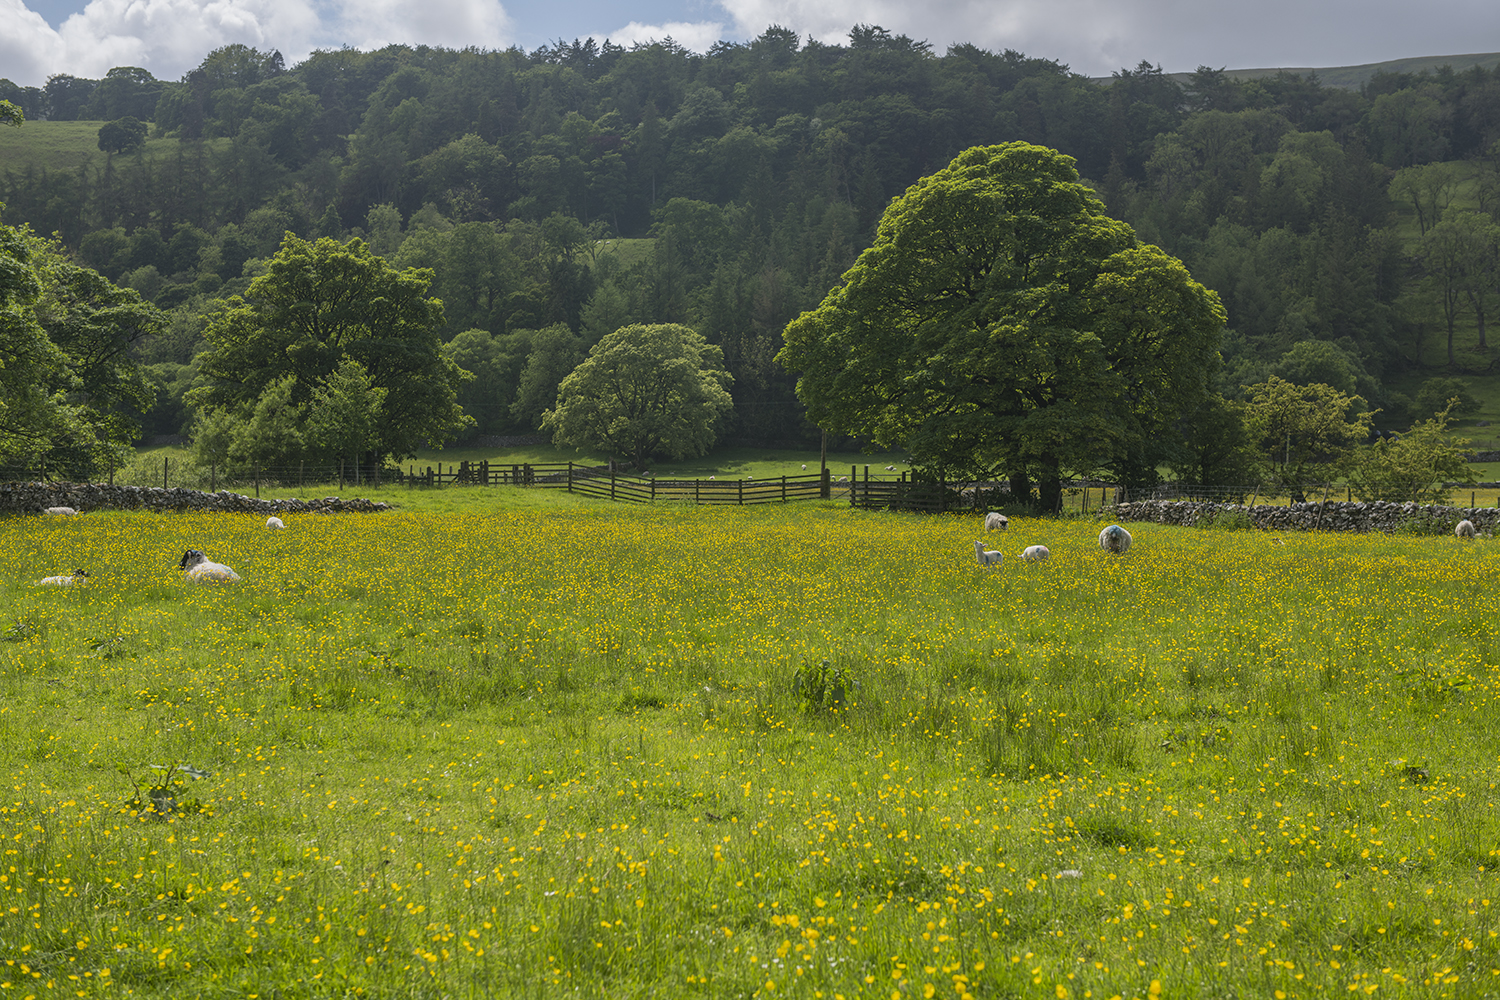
[543,322,732,470]
[0,215,162,476]
[190,233,471,465]
[778,142,1226,508]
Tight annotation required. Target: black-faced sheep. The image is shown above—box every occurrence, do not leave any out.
[1099,524,1132,554]
[178,550,241,582]
[36,569,88,586]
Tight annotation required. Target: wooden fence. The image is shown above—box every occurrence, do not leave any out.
[564,465,831,504]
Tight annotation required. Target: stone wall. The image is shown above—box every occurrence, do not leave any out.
[0,482,393,515]
[1111,498,1495,533]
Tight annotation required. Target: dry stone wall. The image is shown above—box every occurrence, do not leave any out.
[1112,499,1495,533]
[0,482,393,515]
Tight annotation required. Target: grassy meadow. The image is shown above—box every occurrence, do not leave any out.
[3,499,1500,998]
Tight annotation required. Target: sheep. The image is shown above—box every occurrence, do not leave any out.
[985,511,1008,532]
[1020,545,1050,562]
[36,569,88,587]
[266,516,285,529]
[1099,524,1132,554]
[178,549,240,582]
[1457,519,1478,539]
[42,506,77,517]
[801,464,807,470]
[973,540,1003,567]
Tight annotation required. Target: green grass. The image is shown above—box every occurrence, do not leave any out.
[4,505,1500,997]
[0,120,218,176]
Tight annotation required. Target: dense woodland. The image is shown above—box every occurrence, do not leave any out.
[2,30,1500,470]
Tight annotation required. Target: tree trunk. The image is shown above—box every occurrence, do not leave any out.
[1037,473,1063,514]
[1008,473,1032,512]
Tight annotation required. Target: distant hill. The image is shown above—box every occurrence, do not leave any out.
[1097,52,1500,89]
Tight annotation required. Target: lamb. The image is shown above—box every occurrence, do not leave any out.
[984,512,1008,532]
[1099,524,1132,554]
[266,516,285,529]
[1456,519,1478,539]
[1020,545,1050,562]
[36,569,88,587]
[42,506,77,517]
[178,549,240,582]
[973,540,1003,567]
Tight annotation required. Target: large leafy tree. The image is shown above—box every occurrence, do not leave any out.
[1242,376,1374,499]
[1,215,163,477]
[543,323,732,471]
[191,234,471,464]
[777,142,1226,509]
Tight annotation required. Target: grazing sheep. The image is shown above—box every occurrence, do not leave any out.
[801,464,807,470]
[36,569,88,587]
[973,540,1003,567]
[42,506,77,517]
[985,511,1008,532]
[1099,524,1132,554]
[1021,545,1050,562]
[266,516,285,529]
[1457,519,1478,539]
[177,549,240,582]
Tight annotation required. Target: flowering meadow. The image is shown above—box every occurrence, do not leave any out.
[2,501,1500,999]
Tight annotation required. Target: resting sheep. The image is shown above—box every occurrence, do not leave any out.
[973,540,1003,567]
[178,549,240,582]
[43,506,77,517]
[266,516,285,529]
[1099,524,1132,554]
[1457,519,1478,539]
[985,512,1008,532]
[1021,545,1050,562]
[36,569,88,587]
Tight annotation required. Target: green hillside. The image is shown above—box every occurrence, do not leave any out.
[0,120,220,175]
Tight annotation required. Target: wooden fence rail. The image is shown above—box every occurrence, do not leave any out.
[564,466,831,505]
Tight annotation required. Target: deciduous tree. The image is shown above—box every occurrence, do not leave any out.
[778,142,1225,509]
[543,322,732,470]
[190,234,471,464]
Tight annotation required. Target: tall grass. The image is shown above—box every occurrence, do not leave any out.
[2,503,1499,997]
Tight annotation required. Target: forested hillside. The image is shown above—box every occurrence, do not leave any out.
[2,29,1499,480]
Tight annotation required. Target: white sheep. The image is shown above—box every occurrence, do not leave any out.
[42,506,77,517]
[266,516,285,529]
[178,549,240,582]
[1456,519,1478,539]
[1099,524,1132,554]
[36,569,88,587]
[1020,545,1050,562]
[985,511,1008,532]
[973,540,1003,567]
[801,464,807,470]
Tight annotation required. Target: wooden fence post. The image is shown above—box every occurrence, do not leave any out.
[163,457,169,489]
[567,462,573,493]
[738,479,744,505]
[781,475,786,502]
[210,463,215,492]
[821,468,830,500]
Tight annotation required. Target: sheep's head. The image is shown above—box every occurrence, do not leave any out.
[178,550,207,570]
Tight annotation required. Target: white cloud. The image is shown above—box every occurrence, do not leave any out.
[0,0,514,87]
[602,19,728,53]
[330,0,511,53]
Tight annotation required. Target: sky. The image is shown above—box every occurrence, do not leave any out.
[2,0,1498,89]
